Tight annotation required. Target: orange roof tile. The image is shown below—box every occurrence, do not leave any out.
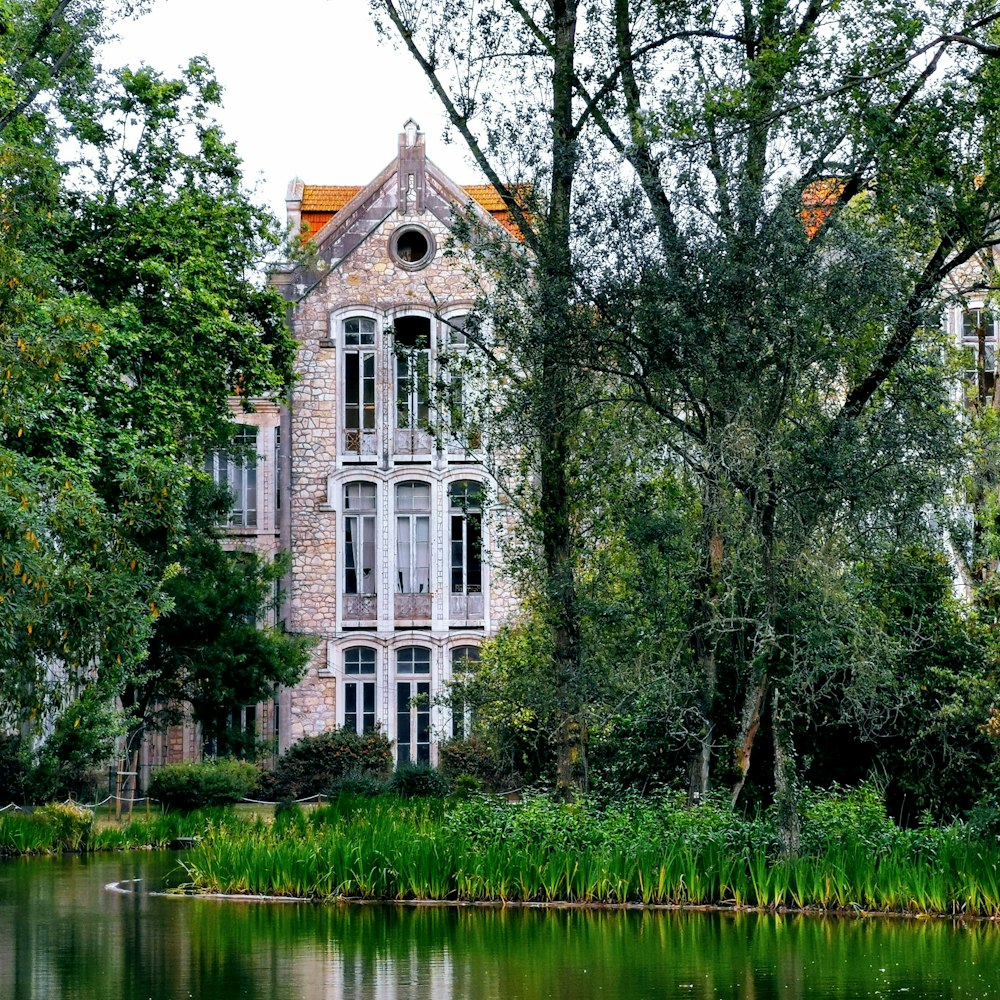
[300,186,363,212]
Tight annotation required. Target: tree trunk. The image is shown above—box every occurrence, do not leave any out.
[771,686,800,858]
[731,668,768,807]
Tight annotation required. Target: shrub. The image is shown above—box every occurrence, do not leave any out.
[34,801,95,851]
[148,760,259,812]
[261,727,392,800]
[438,737,508,790]
[389,763,448,798]
[327,770,389,798]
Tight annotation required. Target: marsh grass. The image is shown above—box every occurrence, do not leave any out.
[174,788,1000,917]
[1,805,242,856]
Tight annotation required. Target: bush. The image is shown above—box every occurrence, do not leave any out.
[149,760,259,812]
[34,801,95,851]
[327,770,389,798]
[389,763,448,798]
[438,737,508,790]
[260,727,392,800]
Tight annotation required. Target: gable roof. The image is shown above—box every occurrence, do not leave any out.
[299,183,520,242]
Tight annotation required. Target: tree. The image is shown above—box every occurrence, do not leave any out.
[1,3,299,740]
[143,515,310,759]
[375,0,1000,814]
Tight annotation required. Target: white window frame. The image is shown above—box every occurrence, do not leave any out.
[205,426,258,527]
[449,645,479,740]
[449,480,483,597]
[395,481,432,594]
[342,646,378,735]
[344,481,377,596]
[393,315,432,432]
[342,315,378,455]
[395,646,432,764]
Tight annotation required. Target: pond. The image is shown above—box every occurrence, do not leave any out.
[2,851,1000,999]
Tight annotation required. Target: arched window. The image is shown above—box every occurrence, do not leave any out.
[393,316,432,455]
[396,646,431,764]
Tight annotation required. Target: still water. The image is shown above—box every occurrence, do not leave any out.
[2,851,1000,1000]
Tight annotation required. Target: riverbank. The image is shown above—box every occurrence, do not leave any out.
[176,787,1000,918]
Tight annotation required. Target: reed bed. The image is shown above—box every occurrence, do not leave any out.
[0,805,243,856]
[177,790,1000,917]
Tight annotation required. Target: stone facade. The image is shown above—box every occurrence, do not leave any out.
[260,123,514,764]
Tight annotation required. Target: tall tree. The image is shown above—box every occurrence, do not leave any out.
[376,0,1000,814]
[1,3,299,738]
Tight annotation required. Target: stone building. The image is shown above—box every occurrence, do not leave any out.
[149,122,518,772]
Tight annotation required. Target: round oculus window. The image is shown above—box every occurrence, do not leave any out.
[390,225,435,270]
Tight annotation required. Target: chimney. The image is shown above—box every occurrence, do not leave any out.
[397,118,426,216]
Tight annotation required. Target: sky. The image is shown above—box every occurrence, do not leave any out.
[99,0,477,224]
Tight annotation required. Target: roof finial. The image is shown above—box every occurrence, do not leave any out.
[403,118,419,147]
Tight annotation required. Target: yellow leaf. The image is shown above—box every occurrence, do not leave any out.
[26,623,32,634]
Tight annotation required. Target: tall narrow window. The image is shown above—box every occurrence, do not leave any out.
[344,647,377,735]
[443,314,478,449]
[205,426,258,527]
[344,483,377,593]
[344,317,376,455]
[396,482,431,593]
[397,646,431,764]
[344,482,377,621]
[395,482,432,620]
[449,480,483,618]
[394,316,431,431]
[274,425,281,513]
[450,645,479,740]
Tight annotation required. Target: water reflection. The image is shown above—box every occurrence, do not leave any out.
[2,853,999,999]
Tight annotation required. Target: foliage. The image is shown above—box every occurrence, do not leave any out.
[29,688,123,802]
[148,759,259,812]
[1,3,298,743]
[438,737,509,791]
[143,515,311,754]
[326,771,389,799]
[259,728,393,801]
[388,763,448,799]
[374,0,1000,815]
[32,801,94,851]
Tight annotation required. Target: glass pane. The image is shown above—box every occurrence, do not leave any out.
[345,647,376,675]
[345,517,358,593]
[360,515,376,593]
[345,483,377,511]
[414,516,430,592]
[345,683,358,732]
[345,353,360,428]
[396,517,410,592]
[362,682,376,733]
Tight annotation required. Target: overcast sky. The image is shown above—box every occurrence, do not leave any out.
[100,0,477,223]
